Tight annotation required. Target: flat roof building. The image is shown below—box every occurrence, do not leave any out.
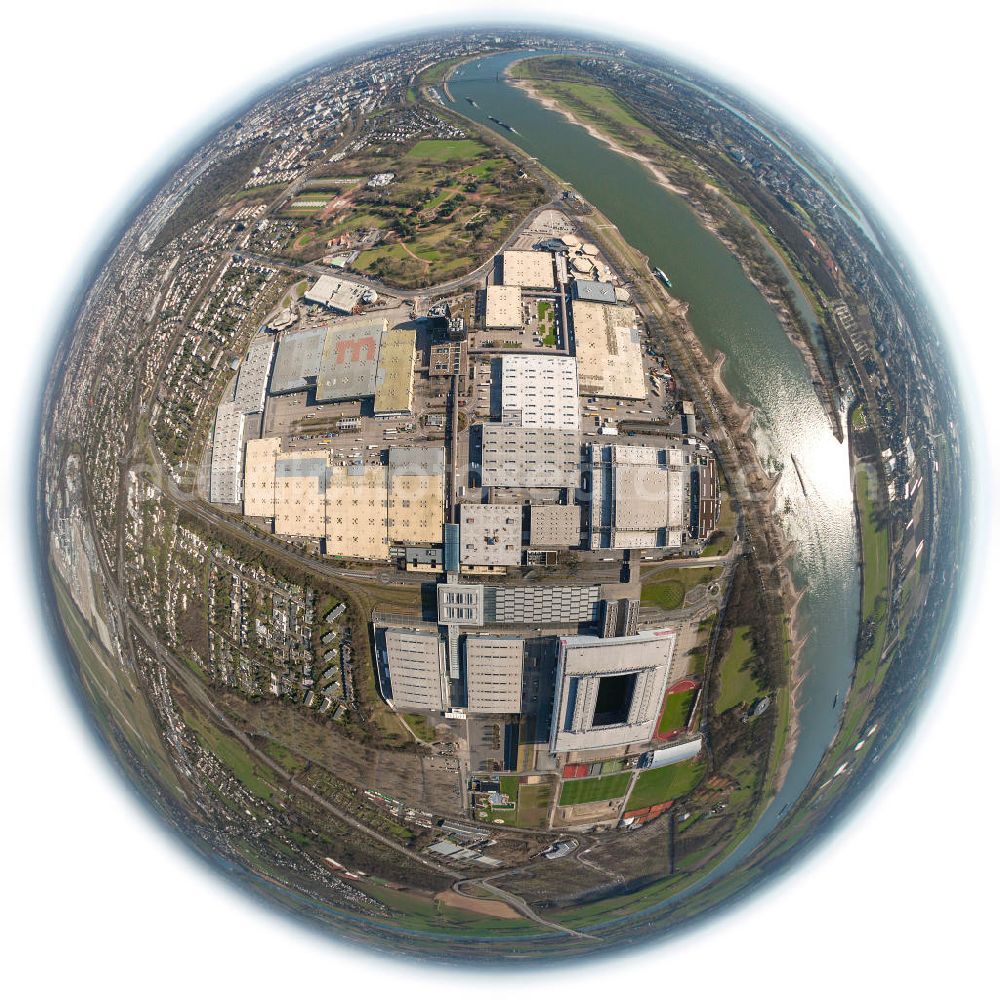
[501,250,556,290]
[373,328,416,414]
[459,504,523,568]
[588,443,687,549]
[481,424,580,489]
[315,316,388,403]
[243,436,280,518]
[387,446,445,546]
[571,300,646,399]
[304,274,366,313]
[500,354,580,430]
[571,279,616,304]
[429,340,466,378]
[209,401,247,505]
[484,285,523,329]
[233,338,275,413]
[325,464,389,561]
[274,451,328,538]
[465,636,524,714]
[384,629,448,712]
[529,504,581,548]
[489,585,601,624]
[550,629,677,754]
[270,327,327,395]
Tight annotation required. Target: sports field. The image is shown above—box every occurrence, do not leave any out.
[626,759,705,811]
[657,685,696,736]
[559,773,631,806]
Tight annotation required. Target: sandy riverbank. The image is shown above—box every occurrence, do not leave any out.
[508,72,689,198]
[509,64,842,443]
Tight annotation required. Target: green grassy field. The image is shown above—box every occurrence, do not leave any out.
[715,626,761,713]
[854,466,890,687]
[513,781,552,827]
[642,580,685,610]
[658,688,695,733]
[627,759,705,810]
[500,776,520,799]
[559,773,632,806]
[856,467,888,621]
[405,139,489,162]
[642,564,722,612]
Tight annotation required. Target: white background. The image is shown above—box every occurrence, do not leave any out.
[2,2,996,996]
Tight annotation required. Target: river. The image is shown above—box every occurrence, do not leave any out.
[449,51,860,887]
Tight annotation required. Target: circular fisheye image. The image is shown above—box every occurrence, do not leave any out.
[36,27,968,962]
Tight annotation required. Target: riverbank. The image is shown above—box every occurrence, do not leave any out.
[508,63,843,443]
[568,204,805,805]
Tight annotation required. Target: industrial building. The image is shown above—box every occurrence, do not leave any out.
[480,424,580,489]
[500,354,580,430]
[570,279,616,305]
[233,338,275,413]
[269,326,327,395]
[384,629,447,712]
[500,250,556,290]
[315,315,388,403]
[529,503,581,548]
[325,464,390,560]
[209,401,246,505]
[465,636,524,714]
[484,285,523,329]
[571,300,646,399]
[490,585,601,624]
[436,582,602,627]
[269,316,393,403]
[387,446,445,546]
[273,452,328,538]
[459,504,523,569]
[549,630,677,754]
[303,274,367,313]
[243,437,280,517]
[373,329,416,414]
[588,443,687,549]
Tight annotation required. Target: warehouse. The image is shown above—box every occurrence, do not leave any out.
[529,503,582,548]
[500,250,556,290]
[325,464,390,561]
[384,629,448,712]
[373,328,416,415]
[570,279,616,305]
[480,424,580,489]
[273,452,328,538]
[500,354,580,430]
[243,436,280,517]
[315,316,388,403]
[209,401,246,505]
[270,326,327,395]
[303,274,367,313]
[465,636,524,714]
[550,630,677,754]
[233,338,275,413]
[571,300,646,399]
[459,504,523,569]
[588,443,687,549]
[387,446,445,545]
[484,285,523,328]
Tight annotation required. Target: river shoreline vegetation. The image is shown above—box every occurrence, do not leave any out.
[38,31,966,961]
[494,48,964,924]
